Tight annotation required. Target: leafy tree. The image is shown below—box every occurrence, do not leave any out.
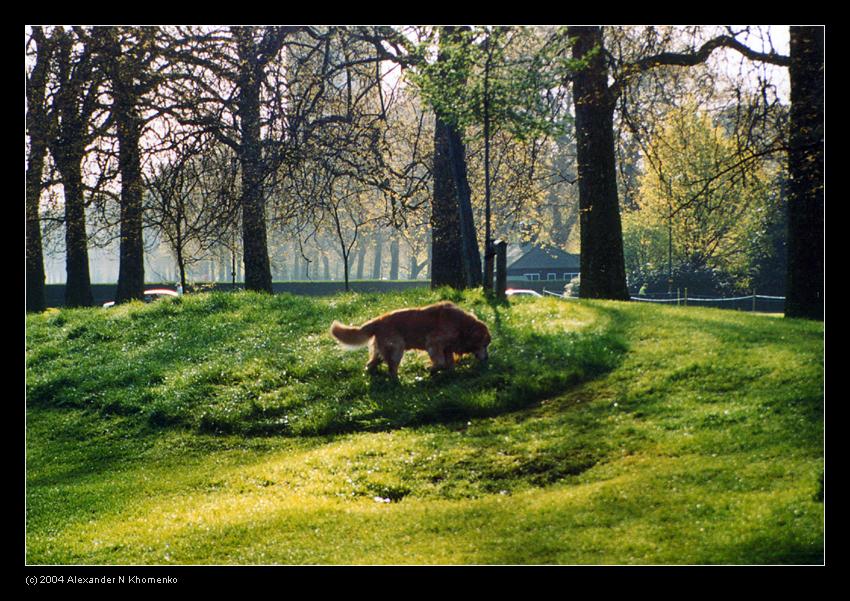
[415,26,568,289]
[46,27,106,307]
[567,26,630,300]
[564,26,791,301]
[626,101,776,290]
[92,27,161,303]
[425,27,482,289]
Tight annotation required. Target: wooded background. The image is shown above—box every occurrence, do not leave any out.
[25,26,823,319]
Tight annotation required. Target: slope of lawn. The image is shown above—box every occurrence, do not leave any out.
[25,288,824,564]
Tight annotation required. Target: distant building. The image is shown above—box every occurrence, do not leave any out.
[505,243,580,284]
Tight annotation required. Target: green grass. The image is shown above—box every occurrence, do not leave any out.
[25,288,823,564]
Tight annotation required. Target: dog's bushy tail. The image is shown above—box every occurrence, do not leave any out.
[330,321,373,349]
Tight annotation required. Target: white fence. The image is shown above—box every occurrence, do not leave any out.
[541,289,785,313]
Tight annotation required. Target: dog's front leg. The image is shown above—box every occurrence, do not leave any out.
[427,344,446,373]
[442,348,455,371]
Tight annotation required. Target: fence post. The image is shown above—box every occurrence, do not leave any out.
[483,240,495,294]
[494,240,507,302]
[752,289,757,312]
[684,287,688,306]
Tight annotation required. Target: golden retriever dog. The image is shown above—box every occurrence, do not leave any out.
[330,301,491,378]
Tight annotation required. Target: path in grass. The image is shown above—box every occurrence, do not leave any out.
[25,291,823,564]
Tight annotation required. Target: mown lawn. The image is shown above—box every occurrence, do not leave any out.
[25,288,824,564]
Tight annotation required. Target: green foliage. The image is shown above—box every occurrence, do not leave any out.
[409,27,570,142]
[624,100,780,291]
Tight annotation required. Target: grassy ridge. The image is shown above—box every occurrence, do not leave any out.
[26,289,624,435]
[25,289,823,564]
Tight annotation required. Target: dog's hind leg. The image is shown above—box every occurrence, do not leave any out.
[381,336,405,378]
[365,338,383,374]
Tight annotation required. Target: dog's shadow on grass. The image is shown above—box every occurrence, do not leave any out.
[351,356,494,429]
[256,298,628,438]
[339,298,631,435]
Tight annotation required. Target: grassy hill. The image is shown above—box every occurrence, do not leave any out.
[25,288,824,564]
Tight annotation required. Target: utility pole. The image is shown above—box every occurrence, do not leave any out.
[667,177,674,295]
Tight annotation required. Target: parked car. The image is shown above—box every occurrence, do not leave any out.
[102,288,180,308]
[505,288,543,298]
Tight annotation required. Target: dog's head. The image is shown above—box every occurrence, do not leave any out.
[467,320,492,363]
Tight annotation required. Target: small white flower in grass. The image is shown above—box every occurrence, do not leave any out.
[373,496,391,504]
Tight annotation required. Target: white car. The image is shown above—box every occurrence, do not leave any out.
[505,288,543,298]
[103,288,180,308]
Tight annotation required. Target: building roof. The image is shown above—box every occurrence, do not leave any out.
[506,244,580,271]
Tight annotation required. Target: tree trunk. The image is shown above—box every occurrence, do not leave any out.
[113,75,146,303]
[430,115,482,289]
[431,116,467,289]
[26,159,47,312]
[301,253,311,279]
[236,34,273,293]
[341,247,351,291]
[177,253,187,292]
[49,29,94,308]
[786,27,824,320]
[482,36,494,292]
[408,253,418,280]
[569,26,630,301]
[430,27,482,291]
[389,237,400,280]
[175,230,187,291]
[355,241,366,279]
[25,27,51,313]
[372,229,383,279]
[61,163,94,307]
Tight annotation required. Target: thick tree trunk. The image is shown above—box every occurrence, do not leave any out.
[48,28,94,307]
[236,36,273,293]
[569,26,630,301]
[26,28,51,313]
[113,85,146,303]
[431,116,467,289]
[26,165,47,312]
[430,115,482,289]
[61,163,94,307]
[786,27,824,320]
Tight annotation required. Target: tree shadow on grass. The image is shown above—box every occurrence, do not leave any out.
[26,407,155,488]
